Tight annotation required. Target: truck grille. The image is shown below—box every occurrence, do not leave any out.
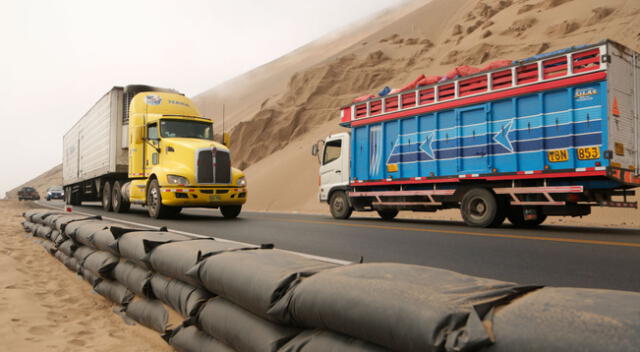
[196,148,231,184]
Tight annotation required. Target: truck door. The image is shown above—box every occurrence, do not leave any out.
[459,106,490,174]
[320,134,349,200]
[145,122,160,174]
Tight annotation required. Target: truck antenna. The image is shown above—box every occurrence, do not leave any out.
[222,103,225,135]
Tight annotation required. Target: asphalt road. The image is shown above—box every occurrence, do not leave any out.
[38,200,640,292]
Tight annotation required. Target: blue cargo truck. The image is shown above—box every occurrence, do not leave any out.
[313,40,639,227]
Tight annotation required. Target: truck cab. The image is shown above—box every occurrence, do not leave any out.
[315,132,351,218]
[126,91,247,218]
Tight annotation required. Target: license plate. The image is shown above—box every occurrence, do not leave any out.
[209,195,221,201]
[577,146,600,160]
[548,149,569,162]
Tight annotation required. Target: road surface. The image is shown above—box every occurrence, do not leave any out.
[38,200,640,292]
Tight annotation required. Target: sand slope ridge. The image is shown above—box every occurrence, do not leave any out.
[0,200,172,352]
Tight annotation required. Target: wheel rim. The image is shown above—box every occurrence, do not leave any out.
[149,187,159,215]
[113,189,119,209]
[469,197,488,220]
[103,185,110,205]
[333,196,345,214]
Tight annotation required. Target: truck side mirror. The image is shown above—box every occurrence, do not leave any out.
[223,132,231,147]
[132,125,144,144]
[311,144,319,156]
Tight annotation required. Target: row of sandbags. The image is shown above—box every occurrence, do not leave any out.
[21,208,640,352]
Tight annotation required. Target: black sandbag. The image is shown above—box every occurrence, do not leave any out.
[57,239,77,257]
[278,330,389,352]
[114,231,192,268]
[32,211,63,225]
[281,263,525,352]
[79,267,102,287]
[83,250,119,279]
[51,230,67,246]
[65,219,107,242]
[53,214,90,232]
[23,209,48,222]
[44,213,67,227]
[34,224,52,239]
[151,274,211,318]
[481,287,640,352]
[90,226,142,255]
[55,251,80,272]
[125,298,168,332]
[125,298,183,332]
[168,325,235,352]
[94,279,134,305]
[188,249,338,323]
[39,239,57,255]
[197,297,300,352]
[148,239,254,287]
[113,261,154,298]
[72,246,96,265]
[21,221,35,233]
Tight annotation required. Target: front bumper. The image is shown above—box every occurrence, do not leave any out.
[48,193,64,199]
[160,186,247,207]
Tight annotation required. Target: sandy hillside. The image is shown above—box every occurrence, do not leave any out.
[5,164,62,200]
[192,0,429,134]
[210,0,640,225]
[0,200,172,352]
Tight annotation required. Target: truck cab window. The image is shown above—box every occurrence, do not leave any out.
[323,140,342,165]
[148,123,159,140]
[160,119,214,140]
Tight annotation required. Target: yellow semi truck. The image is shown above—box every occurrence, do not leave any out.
[63,85,247,219]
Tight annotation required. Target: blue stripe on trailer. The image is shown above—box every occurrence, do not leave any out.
[352,81,608,180]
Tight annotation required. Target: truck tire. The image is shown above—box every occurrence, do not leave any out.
[507,207,547,227]
[460,188,505,228]
[70,189,82,206]
[377,209,399,220]
[330,191,352,220]
[102,181,112,212]
[147,179,173,219]
[112,180,130,213]
[220,205,241,219]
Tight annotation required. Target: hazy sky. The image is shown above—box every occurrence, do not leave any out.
[0,0,406,196]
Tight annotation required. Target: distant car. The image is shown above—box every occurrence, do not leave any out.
[18,187,40,201]
[46,186,64,201]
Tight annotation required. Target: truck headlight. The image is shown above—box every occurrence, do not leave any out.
[236,177,247,187]
[167,175,189,185]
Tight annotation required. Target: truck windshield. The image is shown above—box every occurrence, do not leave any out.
[160,119,213,140]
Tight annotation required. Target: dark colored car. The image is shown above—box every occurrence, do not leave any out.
[46,186,64,201]
[18,187,40,201]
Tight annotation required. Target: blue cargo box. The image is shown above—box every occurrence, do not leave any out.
[345,41,640,187]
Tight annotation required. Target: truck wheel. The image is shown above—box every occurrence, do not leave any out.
[102,181,112,212]
[220,205,241,219]
[112,181,130,213]
[377,209,399,220]
[330,191,352,219]
[460,188,505,228]
[71,190,82,206]
[507,207,547,228]
[147,179,171,219]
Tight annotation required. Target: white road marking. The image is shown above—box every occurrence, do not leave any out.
[36,201,352,265]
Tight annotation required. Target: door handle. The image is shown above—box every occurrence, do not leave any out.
[335,170,341,174]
